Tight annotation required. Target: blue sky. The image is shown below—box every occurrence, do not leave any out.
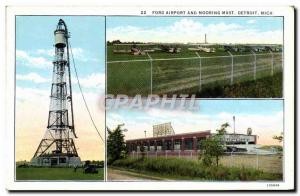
[108,100,283,119]
[16,16,105,93]
[107,16,283,44]
[198,100,282,115]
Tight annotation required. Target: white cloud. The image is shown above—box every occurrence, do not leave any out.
[70,47,99,63]
[16,72,50,83]
[34,47,87,61]
[16,50,52,69]
[71,48,84,58]
[16,86,50,102]
[107,18,283,44]
[247,19,256,24]
[73,73,105,89]
[36,47,83,56]
[36,49,54,56]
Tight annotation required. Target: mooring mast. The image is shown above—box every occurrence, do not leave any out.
[31,19,81,166]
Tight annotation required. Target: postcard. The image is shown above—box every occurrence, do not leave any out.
[4,6,295,191]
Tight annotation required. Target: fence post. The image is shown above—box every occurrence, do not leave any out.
[270,50,274,76]
[195,52,202,91]
[231,151,233,167]
[147,53,153,94]
[251,50,257,80]
[256,150,259,170]
[281,48,284,70]
[227,51,234,85]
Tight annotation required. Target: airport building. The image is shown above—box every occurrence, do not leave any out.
[126,130,212,157]
[126,123,260,157]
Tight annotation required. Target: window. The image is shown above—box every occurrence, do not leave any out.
[165,140,172,150]
[184,138,193,150]
[174,139,181,150]
[59,157,66,163]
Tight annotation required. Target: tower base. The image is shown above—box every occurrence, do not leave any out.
[30,155,81,167]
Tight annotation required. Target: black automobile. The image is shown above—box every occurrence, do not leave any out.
[83,164,98,174]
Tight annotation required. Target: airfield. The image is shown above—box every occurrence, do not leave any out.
[107,43,283,97]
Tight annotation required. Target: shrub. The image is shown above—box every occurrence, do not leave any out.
[111,157,282,181]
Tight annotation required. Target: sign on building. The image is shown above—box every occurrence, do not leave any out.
[153,122,175,137]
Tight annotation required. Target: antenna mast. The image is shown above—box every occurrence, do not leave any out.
[31,19,81,167]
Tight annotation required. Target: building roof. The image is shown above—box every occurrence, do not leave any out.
[214,133,257,137]
[126,130,211,142]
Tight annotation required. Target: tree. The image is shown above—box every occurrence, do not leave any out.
[216,122,230,135]
[139,143,146,159]
[111,40,121,44]
[107,125,127,164]
[200,136,224,166]
[273,132,283,143]
[199,123,228,166]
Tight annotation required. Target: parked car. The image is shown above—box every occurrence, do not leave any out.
[83,164,98,174]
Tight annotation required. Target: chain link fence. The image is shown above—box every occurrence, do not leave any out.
[128,151,282,174]
[107,52,283,96]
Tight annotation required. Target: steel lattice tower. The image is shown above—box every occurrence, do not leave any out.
[31,19,81,166]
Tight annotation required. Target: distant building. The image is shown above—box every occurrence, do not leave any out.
[218,133,257,153]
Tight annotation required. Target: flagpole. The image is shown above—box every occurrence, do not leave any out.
[233,116,235,134]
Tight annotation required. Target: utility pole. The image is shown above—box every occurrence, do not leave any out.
[233,116,236,134]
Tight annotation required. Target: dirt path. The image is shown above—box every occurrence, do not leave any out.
[107,168,162,181]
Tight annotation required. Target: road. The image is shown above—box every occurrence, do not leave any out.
[107,168,163,181]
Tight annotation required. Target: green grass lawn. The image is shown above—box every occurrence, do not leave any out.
[107,44,282,97]
[195,72,282,98]
[16,167,104,180]
[110,157,282,181]
[109,166,211,181]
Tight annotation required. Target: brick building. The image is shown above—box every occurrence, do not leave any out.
[126,130,258,157]
[126,130,211,157]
